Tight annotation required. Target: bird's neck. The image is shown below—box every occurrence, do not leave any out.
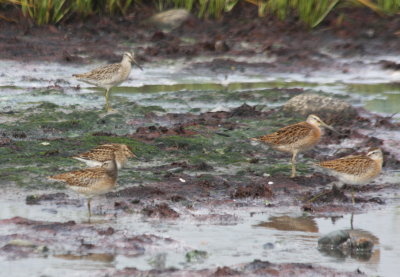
[375,158,383,169]
[307,122,321,131]
[121,56,132,67]
[104,159,118,172]
[106,160,118,180]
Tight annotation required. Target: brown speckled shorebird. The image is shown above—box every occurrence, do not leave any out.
[317,148,383,203]
[73,143,136,170]
[73,52,142,112]
[49,156,118,218]
[251,114,336,178]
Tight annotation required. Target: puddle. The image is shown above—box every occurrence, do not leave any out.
[2,81,400,117]
[1,56,400,116]
[112,206,400,276]
[55,253,115,263]
[0,191,399,276]
[255,215,319,232]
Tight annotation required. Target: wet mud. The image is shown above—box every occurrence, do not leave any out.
[112,259,365,277]
[1,5,400,74]
[1,96,399,276]
[1,100,398,212]
[0,99,398,206]
[1,6,400,276]
[1,94,398,275]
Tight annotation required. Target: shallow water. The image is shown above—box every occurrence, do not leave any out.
[0,56,400,276]
[0,191,399,276]
[1,56,400,116]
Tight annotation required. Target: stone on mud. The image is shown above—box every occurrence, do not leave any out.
[214,40,230,52]
[318,230,350,248]
[243,259,273,272]
[26,193,68,205]
[318,229,375,255]
[231,183,273,199]
[142,203,179,218]
[282,94,357,123]
[214,266,240,276]
[229,103,262,117]
[0,137,12,146]
[147,9,191,31]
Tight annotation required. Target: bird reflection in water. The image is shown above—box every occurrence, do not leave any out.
[256,215,318,233]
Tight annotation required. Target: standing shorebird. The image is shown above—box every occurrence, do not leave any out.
[317,148,383,203]
[73,52,143,112]
[251,114,336,177]
[73,143,136,170]
[49,156,118,219]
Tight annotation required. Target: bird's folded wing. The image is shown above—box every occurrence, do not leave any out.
[50,168,107,187]
[318,156,372,175]
[257,122,314,145]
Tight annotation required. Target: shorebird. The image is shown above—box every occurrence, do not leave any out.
[73,143,136,170]
[251,114,336,177]
[49,156,118,219]
[317,148,383,203]
[73,52,143,112]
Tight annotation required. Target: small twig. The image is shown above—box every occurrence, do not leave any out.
[0,13,18,23]
[304,189,329,203]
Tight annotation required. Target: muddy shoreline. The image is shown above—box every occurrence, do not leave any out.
[1,6,399,68]
[0,96,399,275]
[1,5,400,277]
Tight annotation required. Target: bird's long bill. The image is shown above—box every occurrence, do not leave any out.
[133,60,143,71]
[320,121,339,134]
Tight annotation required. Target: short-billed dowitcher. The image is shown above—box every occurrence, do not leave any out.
[49,157,118,218]
[251,114,336,178]
[73,52,143,112]
[317,148,383,203]
[73,143,136,170]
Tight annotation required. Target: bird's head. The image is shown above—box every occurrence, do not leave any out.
[123,52,143,71]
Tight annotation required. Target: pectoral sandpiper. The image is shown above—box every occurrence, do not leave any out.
[73,52,143,112]
[251,114,336,177]
[73,143,136,170]
[317,148,383,203]
[49,156,118,219]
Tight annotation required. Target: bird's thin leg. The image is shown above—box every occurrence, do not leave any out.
[105,88,110,111]
[350,213,354,230]
[290,151,298,178]
[87,198,92,222]
[106,89,114,112]
[351,187,355,205]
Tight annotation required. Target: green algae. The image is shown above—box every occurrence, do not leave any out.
[346,83,400,94]
[0,81,359,189]
[155,133,250,166]
[0,102,312,188]
[156,135,211,152]
[185,250,208,263]
[0,98,168,188]
[0,133,158,188]
[0,100,165,138]
[345,83,400,115]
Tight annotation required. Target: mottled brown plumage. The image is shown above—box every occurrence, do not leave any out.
[252,114,335,177]
[73,52,142,111]
[73,143,135,170]
[256,121,321,150]
[49,158,118,218]
[318,148,383,185]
